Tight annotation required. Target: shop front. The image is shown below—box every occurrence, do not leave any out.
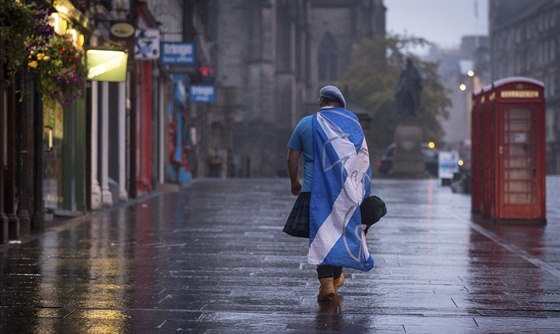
[0,0,89,242]
[42,97,87,217]
[41,6,89,218]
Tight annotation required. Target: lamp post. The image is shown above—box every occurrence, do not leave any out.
[460,69,482,147]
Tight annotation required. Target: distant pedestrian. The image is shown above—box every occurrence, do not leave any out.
[284,85,374,302]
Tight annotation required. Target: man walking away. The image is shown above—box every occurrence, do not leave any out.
[285,85,374,302]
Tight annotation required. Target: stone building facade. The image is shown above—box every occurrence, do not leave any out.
[209,0,386,177]
[426,36,489,149]
[489,0,560,173]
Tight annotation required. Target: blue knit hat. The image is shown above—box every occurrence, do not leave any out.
[319,85,346,108]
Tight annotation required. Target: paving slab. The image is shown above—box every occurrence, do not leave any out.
[1,177,559,333]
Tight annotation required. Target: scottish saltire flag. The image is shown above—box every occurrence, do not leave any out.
[309,107,374,272]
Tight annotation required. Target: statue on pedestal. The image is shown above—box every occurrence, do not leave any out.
[392,58,429,178]
[395,58,423,120]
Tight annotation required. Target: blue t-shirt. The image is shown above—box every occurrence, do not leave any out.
[287,115,313,192]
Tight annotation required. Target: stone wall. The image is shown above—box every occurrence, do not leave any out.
[214,0,385,177]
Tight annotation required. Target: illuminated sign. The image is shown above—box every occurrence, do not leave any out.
[500,90,540,98]
[86,49,128,82]
[161,42,196,65]
[189,85,215,103]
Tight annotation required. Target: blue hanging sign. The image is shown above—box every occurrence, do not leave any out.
[160,42,196,65]
[189,85,216,103]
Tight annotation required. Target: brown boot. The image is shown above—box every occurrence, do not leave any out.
[317,278,336,302]
[333,272,345,293]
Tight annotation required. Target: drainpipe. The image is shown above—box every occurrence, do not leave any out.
[32,80,44,232]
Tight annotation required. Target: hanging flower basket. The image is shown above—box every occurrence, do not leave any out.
[0,0,36,72]
[27,34,87,104]
[1,0,87,104]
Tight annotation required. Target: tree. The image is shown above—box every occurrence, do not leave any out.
[340,34,451,159]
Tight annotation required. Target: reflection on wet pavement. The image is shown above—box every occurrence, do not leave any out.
[1,177,559,333]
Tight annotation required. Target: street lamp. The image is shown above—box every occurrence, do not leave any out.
[459,69,482,153]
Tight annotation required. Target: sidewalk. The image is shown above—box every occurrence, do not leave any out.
[1,177,559,333]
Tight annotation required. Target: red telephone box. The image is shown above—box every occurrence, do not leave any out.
[472,87,495,218]
[471,77,546,222]
[471,88,485,213]
[482,88,495,217]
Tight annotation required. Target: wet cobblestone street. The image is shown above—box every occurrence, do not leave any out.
[1,177,560,333]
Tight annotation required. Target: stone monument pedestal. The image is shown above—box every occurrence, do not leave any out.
[392,121,430,178]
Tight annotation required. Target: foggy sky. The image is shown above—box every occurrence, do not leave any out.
[385,0,489,54]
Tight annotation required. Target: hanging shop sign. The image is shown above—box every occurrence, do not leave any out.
[135,28,160,59]
[160,42,196,65]
[111,22,135,38]
[86,49,128,82]
[189,85,215,103]
[173,74,187,105]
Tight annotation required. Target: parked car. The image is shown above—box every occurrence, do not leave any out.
[451,140,472,193]
[376,143,439,177]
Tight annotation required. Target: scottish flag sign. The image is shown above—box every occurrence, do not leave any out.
[309,107,374,272]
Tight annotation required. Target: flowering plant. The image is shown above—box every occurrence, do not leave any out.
[0,0,36,73]
[27,34,87,104]
[26,8,86,104]
[1,0,86,104]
